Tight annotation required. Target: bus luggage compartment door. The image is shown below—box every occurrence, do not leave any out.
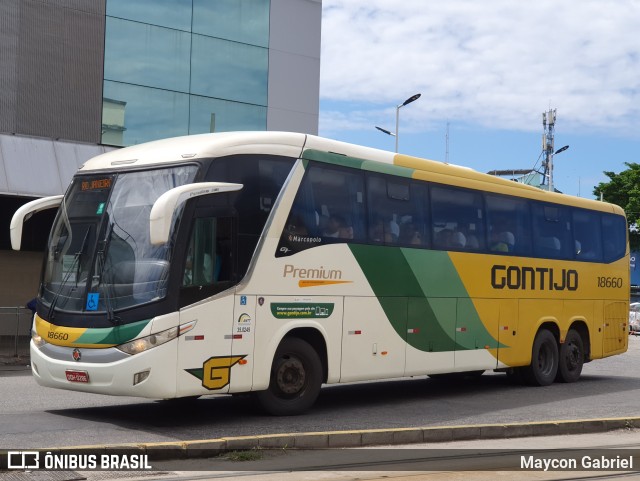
[603,301,628,356]
[454,298,500,371]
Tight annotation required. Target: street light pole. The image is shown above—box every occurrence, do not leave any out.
[375,126,395,137]
[395,93,421,153]
[548,145,569,193]
[376,94,421,153]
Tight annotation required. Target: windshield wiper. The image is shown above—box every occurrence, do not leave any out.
[94,222,121,325]
[47,226,91,322]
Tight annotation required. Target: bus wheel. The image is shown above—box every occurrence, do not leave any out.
[556,329,584,383]
[254,337,322,416]
[523,329,558,386]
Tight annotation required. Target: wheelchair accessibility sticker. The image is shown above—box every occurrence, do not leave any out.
[86,293,100,311]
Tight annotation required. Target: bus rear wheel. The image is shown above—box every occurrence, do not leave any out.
[523,329,558,386]
[555,329,584,383]
[254,337,322,416]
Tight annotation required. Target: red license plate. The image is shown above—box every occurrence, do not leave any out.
[65,370,90,383]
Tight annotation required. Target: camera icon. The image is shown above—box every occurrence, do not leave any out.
[7,451,40,469]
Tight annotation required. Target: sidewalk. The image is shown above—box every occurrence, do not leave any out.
[0,332,30,371]
[0,354,30,371]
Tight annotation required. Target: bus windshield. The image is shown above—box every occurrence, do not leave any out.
[42,165,198,316]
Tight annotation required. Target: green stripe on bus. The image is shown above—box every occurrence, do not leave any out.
[361,160,414,178]
[74,319,151,346]
[301,150,365,169]
[301,149,414,178]
[349,244,504,352]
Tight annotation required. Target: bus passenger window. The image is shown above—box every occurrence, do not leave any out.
[532,204,572,259]
[430,186,484,251]
[277,162,365,257]
[183,217,231,288]
[367,175,426,247]
[602,214,627,262]
[486,194,531,256]
[572,209,603,261]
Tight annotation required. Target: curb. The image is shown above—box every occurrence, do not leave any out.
[43,417,640,460]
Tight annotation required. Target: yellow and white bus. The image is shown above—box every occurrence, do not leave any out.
[11,132,629,415]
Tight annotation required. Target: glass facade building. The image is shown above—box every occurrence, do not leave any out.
[0,0,320,306]
[102,0,271,146]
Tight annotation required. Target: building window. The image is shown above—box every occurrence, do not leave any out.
[102,0,271,147]
[193,0,270,47]
[104,18,191,93]
[191,35,268,106]
[106,0,193,32]
[102,81,189,146]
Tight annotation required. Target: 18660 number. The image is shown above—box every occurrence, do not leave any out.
[597,277,623,288]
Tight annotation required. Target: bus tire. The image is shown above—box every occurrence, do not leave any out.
[555,329,584,383]
[522,329,558,386]
[254,337,322,416]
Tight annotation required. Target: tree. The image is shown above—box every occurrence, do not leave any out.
[593,162,640,250]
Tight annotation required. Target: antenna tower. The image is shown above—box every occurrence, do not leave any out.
[541,109,556,192]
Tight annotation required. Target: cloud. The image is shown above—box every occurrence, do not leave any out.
[320,0,640,136]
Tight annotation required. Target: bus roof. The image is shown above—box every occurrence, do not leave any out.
[80,132,622,216]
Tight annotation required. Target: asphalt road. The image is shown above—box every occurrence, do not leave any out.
[2,337,640,450]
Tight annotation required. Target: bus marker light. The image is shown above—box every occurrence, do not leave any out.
[456,327,467,332]
[238,359,248,365]
[407,328,420,334]
[381,351,388,356]
[179,321,197,335]
[185,335,205,341]
[133,370,150,385]
[348,330,362,335]
[233,334,243,340]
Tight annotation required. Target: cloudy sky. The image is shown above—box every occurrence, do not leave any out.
[318,0,640,197]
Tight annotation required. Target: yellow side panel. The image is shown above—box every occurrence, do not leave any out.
[603,301,628,356]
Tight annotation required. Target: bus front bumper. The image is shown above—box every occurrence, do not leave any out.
[29,340,179,399]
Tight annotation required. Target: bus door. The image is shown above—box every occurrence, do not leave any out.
[230,294,256,392]
[176,210,239,396]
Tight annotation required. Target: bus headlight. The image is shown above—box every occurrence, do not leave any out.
[32,330,46,349]
[117,327,178,355]
[116,321,196,355]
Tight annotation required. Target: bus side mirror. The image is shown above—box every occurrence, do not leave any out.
[10,195,64,251]
[149,182,243,245]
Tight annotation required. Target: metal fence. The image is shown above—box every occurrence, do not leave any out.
[0,307,33,358]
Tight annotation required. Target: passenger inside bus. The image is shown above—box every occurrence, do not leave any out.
[434,228,467,250]
[323,214,353,239]
[490,231,515,252]
[399,221,424,246]
[369,216,394,243]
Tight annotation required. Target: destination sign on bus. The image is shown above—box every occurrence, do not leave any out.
[81,178,112,191]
